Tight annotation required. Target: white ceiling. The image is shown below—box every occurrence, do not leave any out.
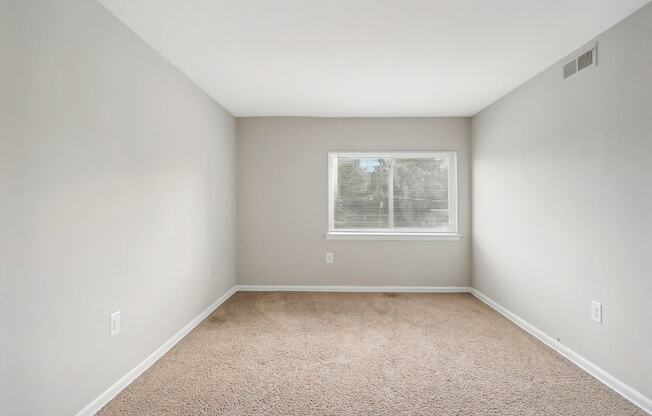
[98,0,650,117]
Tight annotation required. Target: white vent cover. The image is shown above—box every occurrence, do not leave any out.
[563,60,577,79]
[563,43,597,80]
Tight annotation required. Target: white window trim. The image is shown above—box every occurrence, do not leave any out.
[327,151,460,240]
[326,232,462,241]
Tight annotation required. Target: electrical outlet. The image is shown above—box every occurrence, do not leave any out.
[325,252,334,263]
[590,301,602,324]
[110,311,121,336]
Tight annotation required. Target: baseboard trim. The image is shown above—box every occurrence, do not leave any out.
[77,285,650,416]
[76,284,466,415]
[75,286,238,416]
[470,288,652,415]
[236,285,471,293]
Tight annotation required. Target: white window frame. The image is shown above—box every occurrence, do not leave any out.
[327,151,460,241]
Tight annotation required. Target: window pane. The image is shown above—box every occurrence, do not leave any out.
[334,156,389,229]
[392,157,449,230]
[329,152,456,234]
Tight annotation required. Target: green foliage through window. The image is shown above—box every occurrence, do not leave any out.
[330,152,455,233]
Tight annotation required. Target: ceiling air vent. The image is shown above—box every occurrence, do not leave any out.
[577,49,594,71]
[563,43,597,80]
[563,60,577,79]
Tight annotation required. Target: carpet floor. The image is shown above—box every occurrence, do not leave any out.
[97,292,644,415]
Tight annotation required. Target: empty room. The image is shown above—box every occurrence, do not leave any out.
[2,0,651,415]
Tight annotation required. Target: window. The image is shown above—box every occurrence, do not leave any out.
[328,152,458,240]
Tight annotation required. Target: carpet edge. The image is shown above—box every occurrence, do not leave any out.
[470,288,652,415]
[235,285,472,293]
[75,285,238,416]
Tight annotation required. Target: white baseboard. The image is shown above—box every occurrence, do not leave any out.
[76,285,650,416]
[470,288,652,415]
[236,285,471,293]
[76,284,465,416]
[75,286,238,416]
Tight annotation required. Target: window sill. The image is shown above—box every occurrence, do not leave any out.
[326,232,462,241]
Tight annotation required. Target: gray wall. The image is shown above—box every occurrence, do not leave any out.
[0,1,236,415]
[237,117,470,287]
[471,3,652,400]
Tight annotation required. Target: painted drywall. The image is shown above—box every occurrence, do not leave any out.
[0,1,236,415]
[471,2,652,401]
[98,0,651,118]
[237,117,470,287]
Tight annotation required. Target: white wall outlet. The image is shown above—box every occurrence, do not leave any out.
[325,252,334,263]
[590,301,602,324]
[110,311,121,336]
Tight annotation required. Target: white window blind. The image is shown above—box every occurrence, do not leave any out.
[328,152,457,237]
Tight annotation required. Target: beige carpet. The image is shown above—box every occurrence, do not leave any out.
[98,292,644,415]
